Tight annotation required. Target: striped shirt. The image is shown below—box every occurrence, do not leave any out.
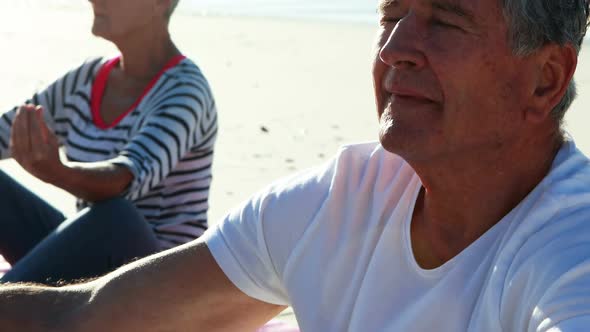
[0,56,218,250]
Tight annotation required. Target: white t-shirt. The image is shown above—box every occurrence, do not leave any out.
[204,140,590,331]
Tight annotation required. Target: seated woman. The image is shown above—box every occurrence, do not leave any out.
[0,0,217,284]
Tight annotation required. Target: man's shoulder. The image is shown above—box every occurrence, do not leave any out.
[335,141,411,176]
[521,140,590,227]
[499,139,590,287]
[250,141,415,234]
[542,139,590,208]
[336,141,403,167]
[476,143,590,329]
[265,141,411,197]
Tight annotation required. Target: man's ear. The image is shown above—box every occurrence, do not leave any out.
[526,44,577,123]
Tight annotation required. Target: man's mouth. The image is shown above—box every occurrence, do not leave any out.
[389,87,436,103]
[394,93,429,101]
[382,92,442,115]
[388,91,439,105]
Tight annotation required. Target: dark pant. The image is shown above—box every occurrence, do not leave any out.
[0,170,159,284]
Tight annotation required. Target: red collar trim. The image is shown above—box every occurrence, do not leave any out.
[91,54,187,130]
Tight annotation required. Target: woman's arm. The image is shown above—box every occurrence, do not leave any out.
[1,58,101,161]
[3,58,129,201]
[10,104,134,202]
[109,70,217,201]
[50,161,134,202]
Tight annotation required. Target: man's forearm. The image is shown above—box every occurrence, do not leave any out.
[48,161,134,202]
[0,283,91,332]
[0,241,286,332]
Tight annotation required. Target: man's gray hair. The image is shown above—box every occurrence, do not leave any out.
[502,0,589,122]
[166,0,180,18]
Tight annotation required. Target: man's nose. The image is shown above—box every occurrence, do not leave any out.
[379,15,426,70]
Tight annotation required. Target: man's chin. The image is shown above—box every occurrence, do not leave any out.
[378,113,402,154]
[378,129,403,156]
[378,127,432,163]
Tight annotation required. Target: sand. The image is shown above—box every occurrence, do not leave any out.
[0,6,378,221]
[0,5,377,327]
[0,3,588,328]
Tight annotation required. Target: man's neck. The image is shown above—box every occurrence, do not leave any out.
[408,131,562,269]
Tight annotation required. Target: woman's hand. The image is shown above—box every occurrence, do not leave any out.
[10,104,132,201]
[10,104,63,183]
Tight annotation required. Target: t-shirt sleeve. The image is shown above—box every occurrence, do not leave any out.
[202,193,289,305]
[527,257,590,331]
[0,58,102,160]
[202,162,336,305]
[541,316,590,331]
[110,70,217,200]
[500,211,590,332]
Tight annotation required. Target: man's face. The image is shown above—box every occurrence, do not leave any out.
[88,0,161,40]
[373,0,534,163]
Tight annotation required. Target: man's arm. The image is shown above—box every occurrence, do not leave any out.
[0,283,90,331]
[0,240,286,332]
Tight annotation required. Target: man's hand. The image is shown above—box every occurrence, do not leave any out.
[10,104,63,183]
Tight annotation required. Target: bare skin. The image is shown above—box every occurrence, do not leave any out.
[0,241,285,332]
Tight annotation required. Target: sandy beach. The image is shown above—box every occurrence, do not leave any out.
[0,5,377,326]
[0,5,378,222]
[0,3,589,328]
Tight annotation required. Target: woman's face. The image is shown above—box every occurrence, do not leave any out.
[88,0,164,40]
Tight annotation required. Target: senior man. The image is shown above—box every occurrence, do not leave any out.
[1,0,589,331]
